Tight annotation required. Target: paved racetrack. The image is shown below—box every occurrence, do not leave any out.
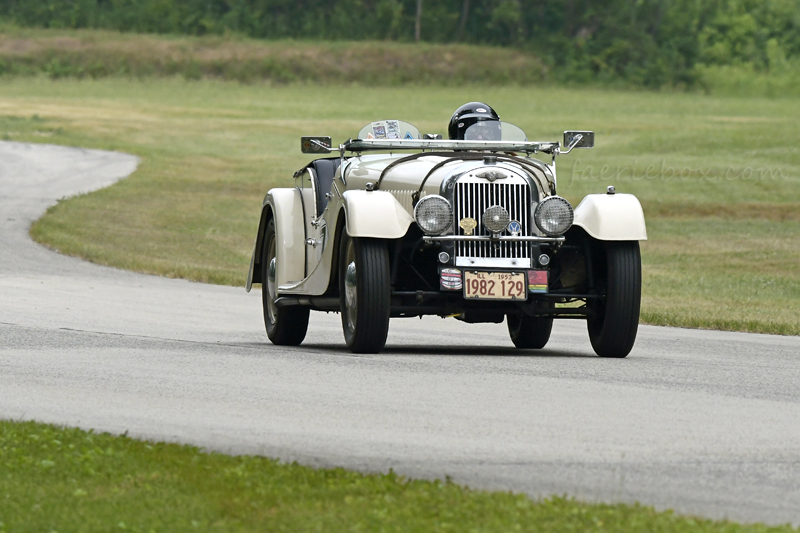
[1,141,799,526]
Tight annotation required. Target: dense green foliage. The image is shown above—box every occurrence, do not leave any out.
[1,419,797,531]
[2,0,800,87]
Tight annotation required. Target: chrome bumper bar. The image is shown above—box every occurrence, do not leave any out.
[422,235,565,244]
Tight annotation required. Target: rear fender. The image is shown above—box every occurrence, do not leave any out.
[245,188,306,292]
[572,193,647,241]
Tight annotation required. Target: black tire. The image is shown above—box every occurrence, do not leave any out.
[507,314,553,349]
[587,241,641,358]
[338,232,391,354]
[262,219,309,345]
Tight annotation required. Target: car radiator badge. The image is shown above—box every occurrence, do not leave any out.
[475,169,507,182]
[507,220,521,236]
[459,217,477,236]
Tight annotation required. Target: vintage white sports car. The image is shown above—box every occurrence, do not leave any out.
[246,103,647,357]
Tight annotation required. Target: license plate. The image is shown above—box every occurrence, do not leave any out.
[463,271,527,300]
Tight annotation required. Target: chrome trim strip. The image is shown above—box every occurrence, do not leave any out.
[423,235,565,243]
[455,257,532,269]
[345,139,558,153]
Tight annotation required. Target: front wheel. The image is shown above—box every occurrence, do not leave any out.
[507,314,553,349]
[587,241,641,358]
[338,232,391,354]
[262,219,309,345]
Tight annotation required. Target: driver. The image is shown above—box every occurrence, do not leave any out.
[448,102,502,141]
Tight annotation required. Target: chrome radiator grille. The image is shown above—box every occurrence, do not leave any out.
[453,176,532,268]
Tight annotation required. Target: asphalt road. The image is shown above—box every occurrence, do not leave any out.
[1,141,799,526]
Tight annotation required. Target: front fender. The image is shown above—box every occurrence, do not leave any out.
[245,188,306,292]
[573,193,647,241]
[342,190,414,238]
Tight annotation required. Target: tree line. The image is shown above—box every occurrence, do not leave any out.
[2,0,799,87]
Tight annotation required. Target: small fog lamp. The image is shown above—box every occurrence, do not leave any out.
[483,205,510,234]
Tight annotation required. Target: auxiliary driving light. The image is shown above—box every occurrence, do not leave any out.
[534,196,574,236]
[414,194,453,236]
[482,205,510,234]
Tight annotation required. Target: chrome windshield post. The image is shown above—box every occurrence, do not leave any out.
[548,141,561,190]
[339,144,346,186]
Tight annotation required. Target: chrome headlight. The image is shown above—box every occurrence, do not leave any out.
[414,194,452,235]
[534,196,573,236]
[482,205,510,233]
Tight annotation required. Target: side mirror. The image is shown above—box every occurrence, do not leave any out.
[301,136,332,154]
[563,131,594,149]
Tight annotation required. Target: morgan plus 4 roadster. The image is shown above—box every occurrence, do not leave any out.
[246,103,647,357]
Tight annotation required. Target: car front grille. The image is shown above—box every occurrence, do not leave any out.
[453,175,532,268]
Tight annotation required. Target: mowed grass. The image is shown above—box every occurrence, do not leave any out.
[0,77,796,334]
[1,420,796,533]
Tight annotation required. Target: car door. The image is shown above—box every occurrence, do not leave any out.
[302,159,340,275]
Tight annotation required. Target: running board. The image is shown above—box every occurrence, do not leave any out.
[274,296,339,311]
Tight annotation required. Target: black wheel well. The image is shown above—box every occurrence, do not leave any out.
[251,206,274,286]
[323,209,348,298]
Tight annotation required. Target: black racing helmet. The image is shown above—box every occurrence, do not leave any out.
[448,102,501,140]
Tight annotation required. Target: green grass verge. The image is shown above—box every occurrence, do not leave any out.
[5,77,796,336]
[0,420,795,532]
[4,27,800,97]
[0,25,546,86]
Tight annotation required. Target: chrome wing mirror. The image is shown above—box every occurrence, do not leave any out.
[561,131,594,154]
[301,136,332,154]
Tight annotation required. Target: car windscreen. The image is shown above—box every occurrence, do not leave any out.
[463,121,527,142]
[357,120,420,140]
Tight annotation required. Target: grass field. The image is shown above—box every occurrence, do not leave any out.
[1,420,796,532]
[0,77,794,335]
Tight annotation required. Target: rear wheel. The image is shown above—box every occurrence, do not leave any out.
[338,232,391,353]
[262,219,309,345]
[507,314,553,349]
[587,241,641,358]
